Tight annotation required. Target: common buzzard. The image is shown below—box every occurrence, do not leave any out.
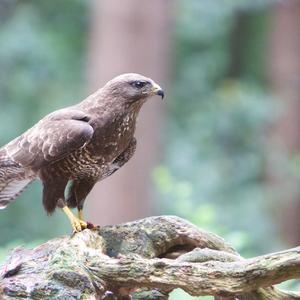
[0,73,164,232]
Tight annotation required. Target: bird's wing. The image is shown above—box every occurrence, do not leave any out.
[5,108,94,169]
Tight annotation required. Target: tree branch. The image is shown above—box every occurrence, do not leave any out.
[0,216,299,300]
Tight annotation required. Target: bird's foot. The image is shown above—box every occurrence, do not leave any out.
[62,206,88,233]
[71,216,88,233]
[70,217,96,233]
[62,206,97,233]
[77,208,97,230]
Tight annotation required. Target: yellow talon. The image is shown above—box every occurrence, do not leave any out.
[71,217,87,232]
[62,206,87,232]
[78,209,84,221]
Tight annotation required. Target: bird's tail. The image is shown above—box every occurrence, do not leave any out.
[0,148,34,209]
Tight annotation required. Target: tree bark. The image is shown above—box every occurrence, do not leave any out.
[0,216,299,300]
[85,0,171,226]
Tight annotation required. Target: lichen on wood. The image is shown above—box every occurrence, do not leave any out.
[0,216,299,300]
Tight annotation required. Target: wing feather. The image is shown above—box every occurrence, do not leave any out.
[5,109,94,169]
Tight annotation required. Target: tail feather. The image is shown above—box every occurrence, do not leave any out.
[0,148,12,167]
[0,179,33,208]
[0,148,34,208]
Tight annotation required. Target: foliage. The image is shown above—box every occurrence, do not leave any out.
[154,0,281,256]
[0,0,286,267]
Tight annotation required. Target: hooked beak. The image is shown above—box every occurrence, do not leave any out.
[151,82,165,100]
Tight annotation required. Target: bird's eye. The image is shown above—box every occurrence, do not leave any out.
[132,81,146,89]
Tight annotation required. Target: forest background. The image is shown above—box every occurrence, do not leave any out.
[0,1,299,298]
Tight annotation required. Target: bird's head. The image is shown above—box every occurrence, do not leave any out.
[103,73,164,104]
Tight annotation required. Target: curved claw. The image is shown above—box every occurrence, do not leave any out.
[71,218,88,233]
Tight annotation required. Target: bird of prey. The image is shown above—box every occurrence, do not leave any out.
[0,73,164,232]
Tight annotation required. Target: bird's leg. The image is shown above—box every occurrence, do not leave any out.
[66,180,97,229]
[77,203,84,221]
[77,203,96,229]
[57,198,87,232]
[63,206,88,232]
[78,208,84,221]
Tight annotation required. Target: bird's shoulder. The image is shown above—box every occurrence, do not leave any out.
[45,107,91,122]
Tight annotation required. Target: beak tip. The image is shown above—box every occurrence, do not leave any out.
[157,89,165,100]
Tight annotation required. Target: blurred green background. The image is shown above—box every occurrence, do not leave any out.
[0,0,300,298]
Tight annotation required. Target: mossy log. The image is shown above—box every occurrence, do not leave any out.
[0,216,299,300]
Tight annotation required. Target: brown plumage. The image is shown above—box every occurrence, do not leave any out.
[0,73,164,231]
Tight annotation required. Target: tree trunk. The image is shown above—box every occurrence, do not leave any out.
[1,216,299,300]
[85,0,171,226]
[268,1,300,246]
